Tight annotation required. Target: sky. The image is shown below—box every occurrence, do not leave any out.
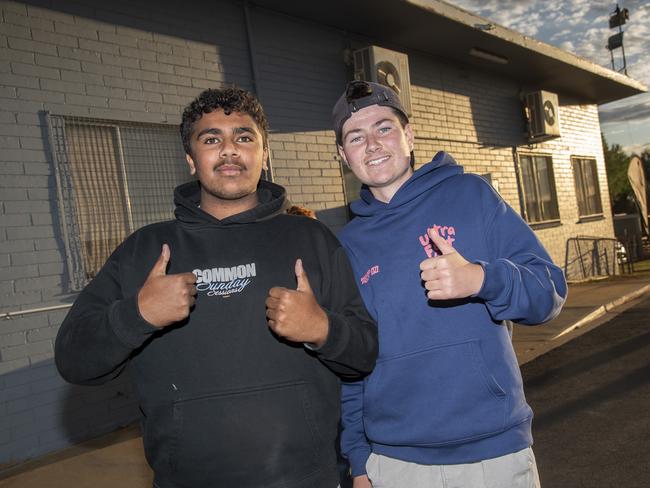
[450,0,650,155]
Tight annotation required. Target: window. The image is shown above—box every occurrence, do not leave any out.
[48,114,191,290]
[572,157,603,218]
[517,154,560,224]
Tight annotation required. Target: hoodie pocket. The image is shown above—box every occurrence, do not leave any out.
[166,381,323,487]
[364,340,507,446]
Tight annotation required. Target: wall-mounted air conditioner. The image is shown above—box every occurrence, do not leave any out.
[524,90,561,142]
[353,46,412,116]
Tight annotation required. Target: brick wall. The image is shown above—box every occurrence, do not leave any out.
[0,0,255,465]
[530,103,614,268]
[0,0,615,465]
[406,53,613,268]
[248,9,349,228]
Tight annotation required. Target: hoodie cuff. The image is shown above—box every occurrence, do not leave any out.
[474,259,509,302]
[306,310,348,358]
[108,294,159,349]
[348,446,372,477]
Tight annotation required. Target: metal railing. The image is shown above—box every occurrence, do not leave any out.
[0,303,73,320]
[564,236,618,282]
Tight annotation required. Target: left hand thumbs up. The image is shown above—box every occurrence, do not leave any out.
[266,259,329,346]
[419,229,485,300]
[295,258,313,293]
[429,230,456,255]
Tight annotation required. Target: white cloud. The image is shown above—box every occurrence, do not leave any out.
[558,40,575,52]
[549,28,572,42]
[625,142,650,155]
[599,99,650,124]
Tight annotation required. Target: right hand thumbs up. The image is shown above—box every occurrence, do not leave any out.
[148,242,171,278]
[137,244,197,328]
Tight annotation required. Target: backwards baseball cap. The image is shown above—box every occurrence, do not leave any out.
[332,80,408,145]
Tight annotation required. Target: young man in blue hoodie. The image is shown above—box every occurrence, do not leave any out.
[332,80,567,488]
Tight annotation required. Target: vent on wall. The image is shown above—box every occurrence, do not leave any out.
[524,90,561,142]
[353,46,412,116]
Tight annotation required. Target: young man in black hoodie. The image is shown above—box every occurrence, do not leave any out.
[55,86,378,488]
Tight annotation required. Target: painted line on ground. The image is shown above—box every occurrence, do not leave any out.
[552,284,650,340]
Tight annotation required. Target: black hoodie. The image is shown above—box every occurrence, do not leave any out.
[55,180,378,488]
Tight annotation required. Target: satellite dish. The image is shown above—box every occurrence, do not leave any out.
[376,61,401,95]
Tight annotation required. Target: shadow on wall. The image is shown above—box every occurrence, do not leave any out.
[408,51,530,153]
[17,0,349,134]
[0,358,139,468]
[19,0,533,144]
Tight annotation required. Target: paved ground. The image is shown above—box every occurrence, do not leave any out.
[524,295,650,487]
[513,270,650,365]
[0,427,152,488]
[1,266,649,487]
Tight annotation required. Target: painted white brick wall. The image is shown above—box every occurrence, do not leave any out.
[0,0,254,465]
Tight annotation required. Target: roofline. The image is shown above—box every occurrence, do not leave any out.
[407,0,646,94]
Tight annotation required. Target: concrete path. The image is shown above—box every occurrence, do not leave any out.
[514,271,650,365]
[1,268,649,487]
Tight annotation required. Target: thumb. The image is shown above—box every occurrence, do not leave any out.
[428,229,455,255]
[149,244,170,277]
[295,258,313,293]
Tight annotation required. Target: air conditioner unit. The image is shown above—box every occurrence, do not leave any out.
[524,90,561,142]
[353,46,412,116]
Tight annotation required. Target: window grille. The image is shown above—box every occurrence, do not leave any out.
[517,154,560,224]
[48,113,190,290]
[571,157,603,218]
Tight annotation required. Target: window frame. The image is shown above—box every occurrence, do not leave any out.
[516,152,561,227]
[571,155,604,221]
[47,112,190,290]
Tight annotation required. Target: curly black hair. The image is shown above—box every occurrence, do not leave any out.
[180,86,269,155]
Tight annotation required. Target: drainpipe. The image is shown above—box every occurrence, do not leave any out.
[512,145,526,219]
[243,1,274,182]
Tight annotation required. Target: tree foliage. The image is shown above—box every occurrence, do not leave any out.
[602,134,634,213]
[603,133,650,215]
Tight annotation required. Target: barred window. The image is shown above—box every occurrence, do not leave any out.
[572,157,603,218]
[48,114,190,290]
[518,154,560,224]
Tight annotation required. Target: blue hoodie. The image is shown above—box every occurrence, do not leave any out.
[339,152,567,476]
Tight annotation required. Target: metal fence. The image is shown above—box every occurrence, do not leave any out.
[564,236,619,282]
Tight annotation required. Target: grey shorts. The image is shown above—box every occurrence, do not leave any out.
[366,447,541,488]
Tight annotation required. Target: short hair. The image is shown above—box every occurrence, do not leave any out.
[390,107,414,168]
[180,86,269,155]
[391,108,409,130]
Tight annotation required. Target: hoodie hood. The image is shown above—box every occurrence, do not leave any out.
[174,179,288,225]
[350,151,463,217]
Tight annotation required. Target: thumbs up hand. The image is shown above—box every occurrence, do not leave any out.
[137,244,197,328]
[266,259,329,347]
[419,230,485,300]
